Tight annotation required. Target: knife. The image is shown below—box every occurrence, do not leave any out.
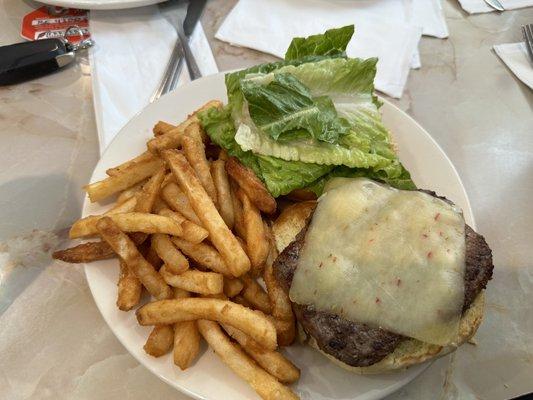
[151,0,206,101]
[483,0,505,11]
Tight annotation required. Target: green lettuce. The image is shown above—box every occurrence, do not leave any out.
[199,25,415,197]
[198,106,332,197]
[241,73,350,143]
[285,25,354,60]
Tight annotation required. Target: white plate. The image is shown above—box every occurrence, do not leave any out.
[84,72,475,400]
[37,0,165,10]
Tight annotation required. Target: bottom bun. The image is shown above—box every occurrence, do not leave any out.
[306,292,484,374]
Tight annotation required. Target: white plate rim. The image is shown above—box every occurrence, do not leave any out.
[83,71,475,400]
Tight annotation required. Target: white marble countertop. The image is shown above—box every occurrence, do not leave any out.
[0,1,532,399]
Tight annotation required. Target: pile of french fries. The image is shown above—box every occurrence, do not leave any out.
[53,101,300,400]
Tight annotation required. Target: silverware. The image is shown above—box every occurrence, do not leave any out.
[178,0,207,81]
[151,0,188,102]
[522,24,533,66]
[483,0,505,11]
[151,0,206,102]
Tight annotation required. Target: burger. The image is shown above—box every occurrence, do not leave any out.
[272,178,493,373]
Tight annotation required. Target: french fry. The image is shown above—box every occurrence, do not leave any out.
[153,121,176,136]
[163,150,250,277]
[136,298,277,351]
[160,266,223,295]
[161,182,202,226]
[171,237,231,276]
[218,149,229,161]
[160,172,176,188]
[158,208,208,244]
[147,101,221,153]
[222,324,300,384]
[226,157,276,214]
[263,227,296,346]
[106,152,154,176]
[211,159,234,229]
[52,241,115,263]
[223,278,244,298]
[182,124,218,205]
[85,157,164,202]
[69,195,137,239]
[238,191,269,274]
[232,294,254,309]
[94,212,183,236]
[198,320,298,400]
[152,233,189,274]
[135,166,166,213]
[117,260,142,311]
[143,243,163,270]
[230,180,246,239]
[144,325,174,357]
[97,217,172,300]
[172,288,200,369]
[241,275,272,314]
[116,181,145,204]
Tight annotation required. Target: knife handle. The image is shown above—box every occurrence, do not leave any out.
[0,39,75,86]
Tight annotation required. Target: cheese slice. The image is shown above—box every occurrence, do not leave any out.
[290,178,465,346]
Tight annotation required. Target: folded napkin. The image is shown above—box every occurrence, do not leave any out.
[494,42,533,89]
[89,6,218,153]
[216,0,449,98]
[458,0,533,13]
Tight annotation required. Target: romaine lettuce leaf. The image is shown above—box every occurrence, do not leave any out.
[241,73,350,143]
[285,25,354,61]
[198,25,416,197]
[198,106,333,197]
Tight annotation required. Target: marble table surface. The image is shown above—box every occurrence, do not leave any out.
[0,0,532,399]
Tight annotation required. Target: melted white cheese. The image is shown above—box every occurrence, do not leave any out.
[290,178,465,346]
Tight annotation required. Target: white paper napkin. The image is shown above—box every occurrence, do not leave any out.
[494,42,533,89]
[458,0,533,13]
[89,6,218,153]
[215,0,449,98]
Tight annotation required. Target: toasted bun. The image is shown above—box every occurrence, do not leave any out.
[273,200,486,373]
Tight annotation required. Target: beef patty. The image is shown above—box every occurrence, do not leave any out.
[273,205,493,367]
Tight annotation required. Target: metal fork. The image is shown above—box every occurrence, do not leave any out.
[522,24,533,66]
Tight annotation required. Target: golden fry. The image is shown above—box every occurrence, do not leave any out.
[97,217,172,300]
[106,152,154,176]
[241,275,272,314]
[222,324,300,384]
[198,320,298,400]
[226,157,276,214]
[211,159,234,229]
[263,226,296,346]
[152,233,189,274]
[86,157,164,202]
[153,121,176,136]
[230,180,246,239]
[116,181,145,204]
[182,124,218,205]
[238,191,269,274]
[69,195,137,239]
[161,182,202,226]
[163,150,250,277]
[223,278,244,298]
[147,101,221,154]
[117,260,142,311]
[158,208,208,244]
[89,212,183,236]
[144,325,174,357]
[136,298,277,350]
[135,166,166,213]
[171,237,231,276]
[52,241,115,263]
[160,266,223,295]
